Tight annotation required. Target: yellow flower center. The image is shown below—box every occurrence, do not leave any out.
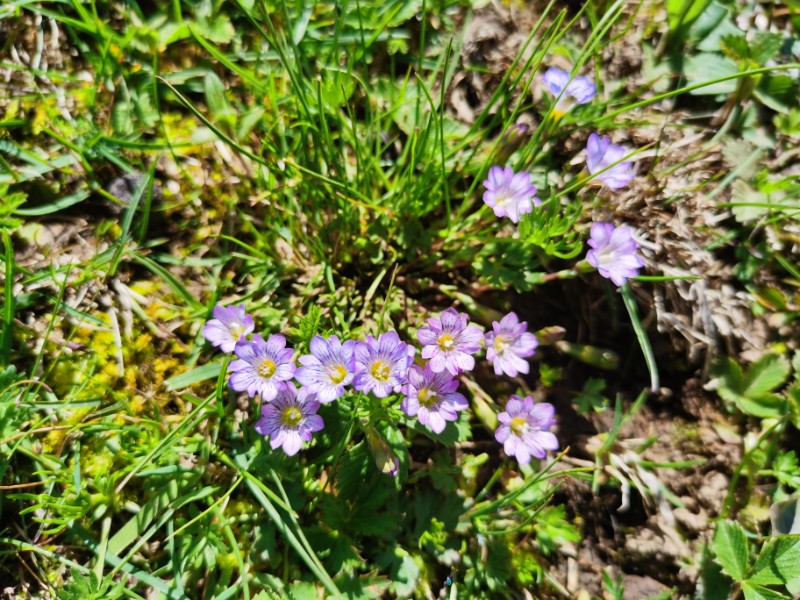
[437,334,455,352]
[493,335,509,354]
[282,406,302,426]
[230,323,246,339]
[418,387,437,408]
[498,195,515,209]
[510,416,527,436]
[258,359,277,379]
[370,360,391,382]
[328,364,348,384]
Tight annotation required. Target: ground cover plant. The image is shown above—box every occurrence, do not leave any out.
[1,0,800,597]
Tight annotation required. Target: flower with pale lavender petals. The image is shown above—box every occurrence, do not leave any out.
[586,222,645,287]
[402,365,469,434]
[229,333,296,401]
[485,312,539,377]
[255,385,324,456]
[353,331,413,398]
[482,166,541,224]
[495,395,558,465]
[295,335,355,403]
[202,304,255,353]
[418,308,483,375]
[542,67,597,116]
[584,133,635,190]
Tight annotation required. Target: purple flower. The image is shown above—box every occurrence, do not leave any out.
[295,335,356,403]
[255,385,324,456]
[542,67,597,115]
[495,395,558,465]
[485,312,539,377]
[482,166,541,223]
[401,365,469,434]
[353,331,413,398]
[202,304,255,353]
[228,334,296,401]
[418,308,483,375]
[584,133,635,190]
[586,222,645,286]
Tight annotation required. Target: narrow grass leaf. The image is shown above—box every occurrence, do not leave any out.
[164,361,223,391]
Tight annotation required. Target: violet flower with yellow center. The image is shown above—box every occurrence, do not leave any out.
[295,335,356,403]
[485,312,539,377]
[202,304,254,353]
[353,331,413,398]
[541,67,596,117]
[255,385,323,456]
[228,333,295,401]
[495,395,558,465]
[417,308,483,375]
[402,365,468,434]
[481,166,541,224]
[586,222,645,286]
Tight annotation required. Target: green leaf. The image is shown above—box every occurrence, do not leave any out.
[111,98,134,136]
[688,0,730,42]
[695,6,741,52]
[193,14,236,44]
[742,354,791,397]
[731,180,768,223]
[742,581,791,600]
[720,34,750,62]
[378,546,420,598]
[749,535,800,586]
[788,383,800,430]
[712,520,749,582]
[204,71,235,125]
[755,74,798,115]
[714,355,791,417]
[750,31,785,64]
[684,53,738,95]
[15,190,90,216]
[164,361,223,391]
[666,0,712,31]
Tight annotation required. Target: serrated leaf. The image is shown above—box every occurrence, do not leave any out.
[715,355,791,417]
[712,520,749,582]
[720,34,750,61]
[749,535,800,585]
[734,393,787,419]
[743,355,791,398]
[695,9,742,52]
[750,31,784,64]
[112,99,134,136]
[684,53,739,95]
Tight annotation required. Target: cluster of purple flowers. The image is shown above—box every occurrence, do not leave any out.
[203,305,557,465]
[479,64,644,287]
